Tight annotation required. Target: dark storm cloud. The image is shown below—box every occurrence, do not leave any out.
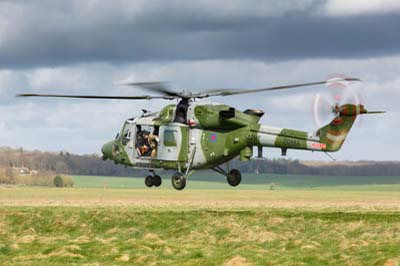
[0,0,399,68]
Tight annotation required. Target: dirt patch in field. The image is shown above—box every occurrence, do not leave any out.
[17,235,36,244]
[134,254,156,264]
[13,249,85,261]
[384,258,399,266]
[115,254,130,262]
[225,255,253,266]
[70,235,91,244]
[37,234,69,244]
[106,227,119,234]
[143,233,166,245]
[95,236,117,244]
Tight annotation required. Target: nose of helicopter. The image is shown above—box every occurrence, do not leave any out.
[101,141,114,160]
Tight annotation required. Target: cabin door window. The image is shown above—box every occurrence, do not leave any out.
[135,125,159,158]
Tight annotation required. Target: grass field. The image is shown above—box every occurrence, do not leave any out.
[1,206,400,266]
[72,172,400,190]
[1,174,400,265]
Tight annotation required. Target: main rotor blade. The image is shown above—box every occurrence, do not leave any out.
[195,78,361,98]
[17,77,361,101]
[16,93,176,100]
[120,81,180,97]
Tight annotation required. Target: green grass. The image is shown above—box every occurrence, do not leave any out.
[0,207,400,266]
[190,171,400,187]
[73,175,145,188]
[72,172,400,191]
[1,173,400,265]
[73,174,281,190]
[2,186,400,202]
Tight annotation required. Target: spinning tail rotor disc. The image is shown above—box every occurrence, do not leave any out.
[312,74,364,127]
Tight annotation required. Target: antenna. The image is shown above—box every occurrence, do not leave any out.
[324,152,337,161]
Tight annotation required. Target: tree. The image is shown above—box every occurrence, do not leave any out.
[53,175,63,187]
[0,167,16,184]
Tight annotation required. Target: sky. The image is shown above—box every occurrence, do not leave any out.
[0,0,399,161]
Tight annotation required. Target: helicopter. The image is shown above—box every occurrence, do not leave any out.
[18,77,384,190]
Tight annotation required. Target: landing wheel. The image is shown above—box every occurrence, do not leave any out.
[153,175,162,187]
[145,175,154,187]
[171,172,186,190]
[227,169,242,187]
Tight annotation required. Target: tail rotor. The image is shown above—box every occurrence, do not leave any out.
[313,74,364,127]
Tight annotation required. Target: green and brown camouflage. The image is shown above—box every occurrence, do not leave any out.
[18,76,383,189]
[101,102,374,172]
[317,104,365,152]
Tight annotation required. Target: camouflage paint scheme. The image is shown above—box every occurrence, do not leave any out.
[101,102,367,173]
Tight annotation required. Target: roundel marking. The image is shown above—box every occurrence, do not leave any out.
[210,133,217,142]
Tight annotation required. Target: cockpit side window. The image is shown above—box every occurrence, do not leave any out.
[120,122,134,146]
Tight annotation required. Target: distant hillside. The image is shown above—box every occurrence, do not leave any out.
[0,147,399,177]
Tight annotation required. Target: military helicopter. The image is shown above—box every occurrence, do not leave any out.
[18,77,384,190]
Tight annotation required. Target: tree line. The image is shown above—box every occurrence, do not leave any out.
[0,147,399,177]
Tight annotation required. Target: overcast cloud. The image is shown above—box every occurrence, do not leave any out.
[1,1,400,67]
[0,0,399,161]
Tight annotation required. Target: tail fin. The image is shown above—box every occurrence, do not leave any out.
[317,104,384,152]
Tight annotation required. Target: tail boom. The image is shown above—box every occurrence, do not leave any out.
[255,104,376,153]
[256,125,328,152]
